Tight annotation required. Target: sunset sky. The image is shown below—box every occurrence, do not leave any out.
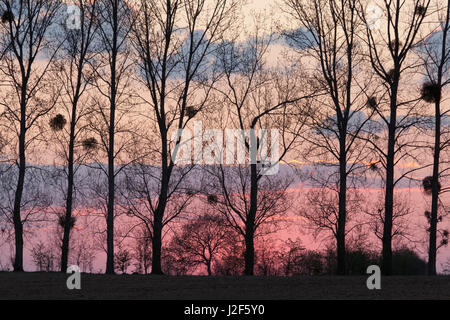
[0,0,449,278]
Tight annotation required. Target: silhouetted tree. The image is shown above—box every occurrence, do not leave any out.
[115,246,132,274]
[89,0,136,274]
[359,0,431,275]
[299,187,366,274]
[284,0,377,276]
[71,234,96,273]
[210,15,316,275]
[130,224,152,274]
[31,241,57,272]
[130,0,240,275]
[0,0,62,272]
[168,213,235,275]
[213,236,245,276]
[51,0,99,273]
[364,190,415,249]
[415,0,450,275]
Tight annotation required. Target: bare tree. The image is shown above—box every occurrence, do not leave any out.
[363,189,415,250]
[208,17,316,275]
[119,162,196,273]
[0,0,62,271]
[130,224,152,274]
[130,0,240,274]
[89,0,136,274]
[168,213,235,275]
[299,187,366,253]
[254,237,281,276]
[114,245,132,274]
[31,241,57,272]
[47,0,100,273]
[415,0,450,275]
[71,233,97,273]
[283,0,377,274]
[358,0,431,275]
[278,238,305,276]
[213,233,244,276]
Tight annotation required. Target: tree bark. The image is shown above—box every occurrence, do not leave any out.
[336,140,347,275]
[106,102,116,274]
[244,226,255,276]
[244,162,258,276]
[151,212,164,275]
[382,81,398,276]
[12,91,27,272]
[428,97,441,276]
[60,97,78,273]
[105,0,119,275]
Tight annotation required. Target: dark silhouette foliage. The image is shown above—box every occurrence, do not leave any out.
[391,247,427,275]
[369,162,378,171]
[389,40,402,51]
[422,176,441,195]
[82,137,97,150]
[1,10,14,23]
[58,214,76,229]
[387,68,396,82]
[415,5,427,16]
[367,96,378,110]
[207,194,218,204]
[324,248,378,275]
[421,82,441,103]
[186,106,198,119]
[115,248,132,274]
[49,114,67,131]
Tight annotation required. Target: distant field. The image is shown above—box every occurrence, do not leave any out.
[0,272,449,300]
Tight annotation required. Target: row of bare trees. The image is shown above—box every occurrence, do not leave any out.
[284,0,450,275]
[0,0,449,276]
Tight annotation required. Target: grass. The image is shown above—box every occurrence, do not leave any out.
[0,272,449,300]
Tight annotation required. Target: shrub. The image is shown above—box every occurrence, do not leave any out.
[392,247,427,275]
[345,248,379,275]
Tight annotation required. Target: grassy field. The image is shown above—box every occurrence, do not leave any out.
[0,272,449,299]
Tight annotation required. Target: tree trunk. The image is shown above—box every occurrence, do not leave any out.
[151,212,164,275]
[244,227,255,276]
[206,260,212,276]
[336,138,347,275]
[60,104,77,273]
[151,121,171,275]
[244,162,258,276]
[13,96,27,272]
[105,1,119,275]
[106,114,116,274]
[150,177,168,275]
[382,82,398,276]
[12,159,25,272]
[428,99,441,276]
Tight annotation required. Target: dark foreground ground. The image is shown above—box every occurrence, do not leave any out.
[0,272,449,299]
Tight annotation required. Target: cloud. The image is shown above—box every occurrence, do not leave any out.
[280,27,318,50]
